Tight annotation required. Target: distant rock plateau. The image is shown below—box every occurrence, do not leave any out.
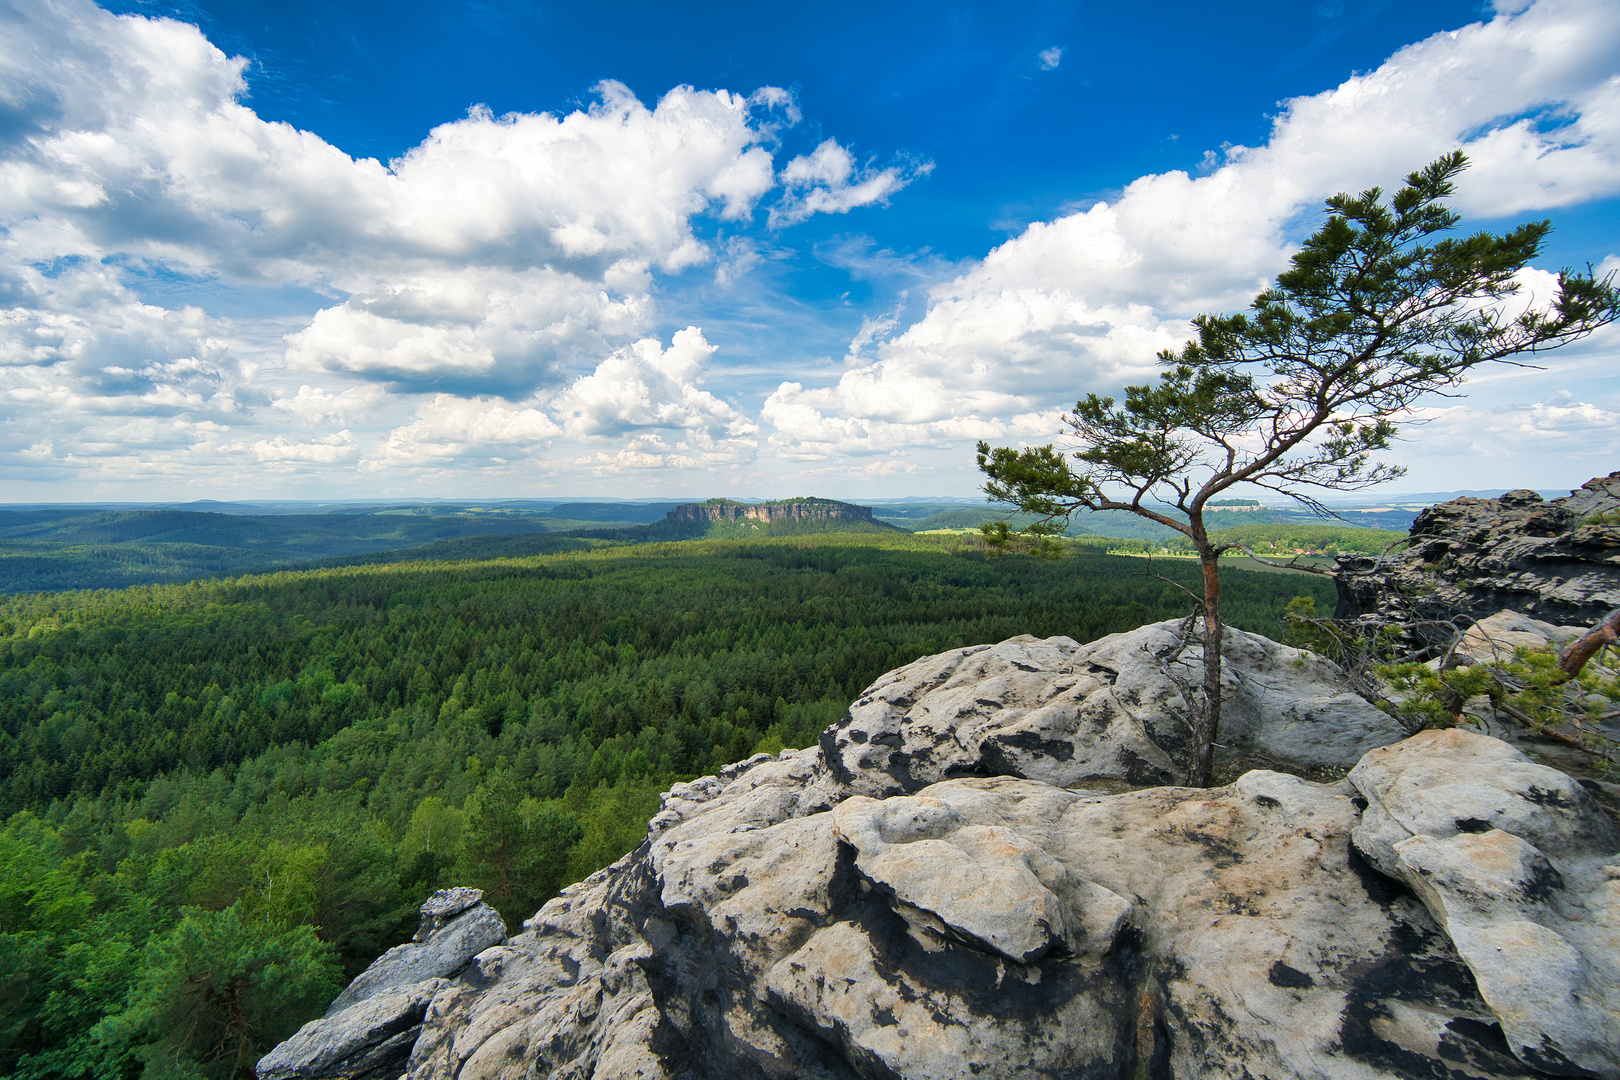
[665,498,890,528]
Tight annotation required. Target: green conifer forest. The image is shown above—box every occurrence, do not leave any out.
[0,533,1332,1078]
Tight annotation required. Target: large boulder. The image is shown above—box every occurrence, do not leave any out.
[395,749,1566,1080]
[257,981,452,1080]
[820,622,1408,792]
[1446,610,1582,667]
[326,888,507,1018]
[1349,729,1620,1078]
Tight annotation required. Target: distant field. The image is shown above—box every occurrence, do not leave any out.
[1208,522,1406,555]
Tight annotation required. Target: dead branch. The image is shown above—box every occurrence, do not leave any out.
[1150,612,1205,745]
[1559,607,1620,680]
[1138,556,1208,608]
[1493,698,1594,752]
[1224,544,1334,574]
[1370,535,1417,572]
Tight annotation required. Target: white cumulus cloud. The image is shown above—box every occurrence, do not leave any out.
[250,431,358,464]
[554,327,747,436]
[270,384,387,426]
[282,267,650,389]
[0,0,790,283]
[368,395,562,470]
[771,140,932,227]
[765,0,1620,468]
[0,0,923,493]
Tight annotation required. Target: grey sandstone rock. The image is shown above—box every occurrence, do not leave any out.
[390,753,1547,1080]
[819,621,1406,793]
[327,896,508,1016]
[258,980,451,1080]
[1336,472,1620,633]
[256,891,509,1080]
[1349,729,1620,1078]
[829,793,1133,963]
[413,887,486,941]
[1446,609,1581,667]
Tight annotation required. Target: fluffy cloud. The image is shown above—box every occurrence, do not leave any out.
[1392,384,1620,489]
[771,140,932,227]
[760,380,1053,460]
[250,431,358,464]
[283,267,650,390]
[367,326,761,475]
[0,1,787,280]
[0,0,925,495]
[553,327,758,469]
[555,327,746,434]
[368,395,561,470]
[575,432,719,473]
[765,0,1620,462]
[270,384,387,426]
[0,0,805,390]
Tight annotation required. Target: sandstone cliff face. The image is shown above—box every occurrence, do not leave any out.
[1335,472,1620,632]
[665,499,882,526]
[263,626,1620,1080]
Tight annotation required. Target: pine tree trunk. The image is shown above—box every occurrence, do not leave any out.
[1187,517,1222,788]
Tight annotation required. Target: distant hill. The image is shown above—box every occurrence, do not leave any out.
[0,507,571,592]
[565,499,903,543]
[0,494,1416,595]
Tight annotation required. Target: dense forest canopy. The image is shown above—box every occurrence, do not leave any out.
[0,532,1333,1079]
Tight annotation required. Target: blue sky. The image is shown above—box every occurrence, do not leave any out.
[1,0,1617,502]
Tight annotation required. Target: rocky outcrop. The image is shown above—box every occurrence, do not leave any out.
[258,890,508,1080]
[665,498,888,527]
[261,629,1620,1080]
[819,623,1409,791]
[1335,472,1620,634]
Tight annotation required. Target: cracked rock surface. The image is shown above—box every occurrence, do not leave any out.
[819,622,1406,793]
[260,629,1620,1080]
[1349,729,1620,1078]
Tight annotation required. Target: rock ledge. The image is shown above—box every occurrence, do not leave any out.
[260,628,1620,1080]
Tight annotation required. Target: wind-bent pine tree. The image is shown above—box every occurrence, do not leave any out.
[977,152,1620,787]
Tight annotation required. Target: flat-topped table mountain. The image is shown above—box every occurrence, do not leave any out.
[665,498,899,529]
